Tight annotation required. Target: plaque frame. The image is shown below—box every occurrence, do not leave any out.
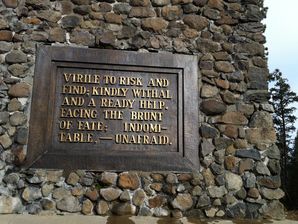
[26,46,200,171]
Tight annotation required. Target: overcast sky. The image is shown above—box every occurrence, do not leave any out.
[264,0,298,138]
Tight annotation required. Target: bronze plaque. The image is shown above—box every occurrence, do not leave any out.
[26,46,199,171]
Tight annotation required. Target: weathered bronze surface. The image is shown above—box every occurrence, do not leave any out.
[26,46,199,171]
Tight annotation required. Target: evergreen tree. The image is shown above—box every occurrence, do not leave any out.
[287,130,298,208]
[269,69,298,188]
[294,131,298,162]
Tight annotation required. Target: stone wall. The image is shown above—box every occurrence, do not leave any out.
[0,0,284,220]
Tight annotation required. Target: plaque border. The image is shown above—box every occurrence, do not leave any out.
[26,46,200,171]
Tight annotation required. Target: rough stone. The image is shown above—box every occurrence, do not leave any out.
[152,0,170,6]
[120,190,131,201]
[201,138,215,156]
[261,188,285,200]
[112,203,136,215]
[26,0,50,9]
[224,126,239,140]
[130,0,150,6]
[166,173,178,184]
[246,128,277,145]
[100,172,118,185]
[150,183,162,192]
[118,172,140,190]
[73,5,91,15]
[96,200,109,215]
[210,163,224,175]
[235,149,261,161]
[225,172,243,191]
[237,103,255,117]
[196,39,221,53]
[56,196,81,212]
[197,194,211,208]
[172,0,193,4]
[79,173,94,186]
[200,125,219,138]
[200,100,227,115]
[41,184,54,197]
[244,90,269,103]
[66,172,80,186]
[70,30,95,46]
[37,10,61,23]
[16,127,28,145]
[247,67,268,90]
[205,207,218,218]
[249,111,273,128]
[0,19,8,29]
[8,82,30,97]
[129,7,156,18]
[172,193,193,211]
[82,199,93,215]
[105,13,122,24]
[183,15,208,31]
[12,145,26,164]
[0,196,22,214]
[268,159,281,175]
[49,28,66,42]
[243,172,256,188]
[8,64,27,78]
[255,162,271,176]
[100,188,122,201]
[201,84,219,98]
[0,112,9,125]
[5,51,27,64]
[132,189,146,206]
[61,15,81,29]
[10,112,27,126]
[224,194,237,205]
[97,32,115,46]
[247,188,259,199]
[142,18,168,32]
[3,173,19,185]
[178,173,192,182]
[222,91,240,105]
[0,42,12,53]
[153,207,169,217]
[228,71,244,83]
[0,31,13,41]
[265,144,280,159]
[191,186,202,196]
[150,173,164,182]
[207,186,227,198]
[85,189,99,201]
[3,0,18,8]
[239,159,254,174]
[217,112,248,125]
[202,169,215,187]
[257,176,281,189]
[162,6,183,21]
[22,187,42,202]
[225,156,236,170]
[236,188,247,200]
[261,103,274,112]
[148,195,167,208]
[215,61,235,73]
[41,199,55,210]
[113,3,131,14]
[262,200,285,220]
[235,42,264,56]
[138,206,153,216]
[226,202,246,218]
[53,188,71,200]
